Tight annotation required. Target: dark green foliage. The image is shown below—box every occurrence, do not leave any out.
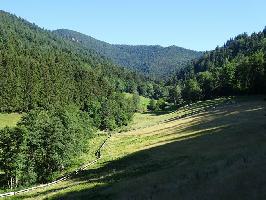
[169,84,183,106]
[148,99,157,111]
[100,93,134,131]
[0,106,93,188]
[0,10,141,187]
[132,93,141,112]
[54,29,202,79]
[182,79,202,101]
[169,29,266,101]
[148,98,167,111]
[193,31,266,96]
[197,71,215,99]
[156,98,167,110]
[0,11,157,113]
[0,127,28,189]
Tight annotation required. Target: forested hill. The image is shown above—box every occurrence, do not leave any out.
[0,10,165,188]
[169,28,266,101]
[0,11,154,113]
[54,29,202,79]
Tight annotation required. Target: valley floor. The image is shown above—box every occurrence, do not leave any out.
[5,96,266,200]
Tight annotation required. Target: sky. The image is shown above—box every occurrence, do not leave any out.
[1,0,266,51]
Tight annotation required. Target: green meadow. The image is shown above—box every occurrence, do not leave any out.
[0,113,22,129]
[5,96,265,200]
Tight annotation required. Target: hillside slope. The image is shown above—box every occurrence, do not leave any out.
[0,11,153,112]
[169,28,266,100]
[54,29,202,79]
[8,96,266,199]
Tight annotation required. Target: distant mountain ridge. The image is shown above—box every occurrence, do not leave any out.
[54,29,202,79]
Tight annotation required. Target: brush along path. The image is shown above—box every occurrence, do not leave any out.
[0,133,111,198]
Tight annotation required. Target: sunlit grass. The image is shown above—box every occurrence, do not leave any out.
[5,96,266,199]
[124,97,231,132]
[0,113,22,129]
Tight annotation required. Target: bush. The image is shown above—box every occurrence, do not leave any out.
[182,79,202,102]
[169,85,183,106]
[148,99,157,111]
[148,98,167,111]
[156,98,167,110]
[132,93,141,112]
[100,93,134,130]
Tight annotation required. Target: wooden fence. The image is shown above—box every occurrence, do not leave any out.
[0,134,111,198]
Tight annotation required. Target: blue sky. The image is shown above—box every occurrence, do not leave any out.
[1,0,266,51]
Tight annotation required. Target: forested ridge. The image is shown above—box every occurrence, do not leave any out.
[167,28,266,103]
[0,10,160,113]
[0,10,158,188]
[54,29,202,79]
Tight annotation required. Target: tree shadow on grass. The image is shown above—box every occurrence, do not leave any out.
[47,100,266,200]
[12,186,71,200]
[143,110,173,116]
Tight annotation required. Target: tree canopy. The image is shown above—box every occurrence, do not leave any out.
[168,29,266,101]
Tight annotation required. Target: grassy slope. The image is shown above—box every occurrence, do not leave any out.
[0,113,22,129]
[7,96,266,200]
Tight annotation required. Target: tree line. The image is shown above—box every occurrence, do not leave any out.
[166,28,266,105]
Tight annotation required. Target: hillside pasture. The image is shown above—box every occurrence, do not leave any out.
[4,96,266,200]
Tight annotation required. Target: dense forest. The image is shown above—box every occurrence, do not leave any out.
[166,28,266,105]
[54,29,202,79]
[0,11,165,114]
[0,11,159,188]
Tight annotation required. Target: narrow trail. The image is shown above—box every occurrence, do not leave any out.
[0,134,111,198]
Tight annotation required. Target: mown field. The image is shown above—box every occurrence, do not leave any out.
[3,96,266,200]
[0,113,22,129]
